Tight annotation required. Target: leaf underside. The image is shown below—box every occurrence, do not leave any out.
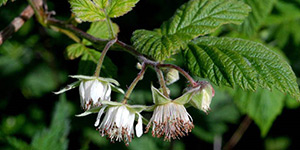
[132,0,251,61]
[184,37,300,99]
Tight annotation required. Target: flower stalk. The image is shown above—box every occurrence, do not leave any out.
[123,63,147,103]
[94,38,117,77]
[155,67,169,97]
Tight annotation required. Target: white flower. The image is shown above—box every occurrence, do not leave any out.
[145,102,194,141]
[79,79,111,110]
[94,102,144,146]
[54,75,124,111]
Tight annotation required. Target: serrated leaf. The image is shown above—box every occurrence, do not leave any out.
[66,43,85,59]
[70,0,139,22]
[239,0,277,36]
[5,136,32,150]
[0,0,8,6]
[184,37,300,99]
[233,88,285,136]
[84,21,119,43]
[70,0,106,22]
[132,0,251,61]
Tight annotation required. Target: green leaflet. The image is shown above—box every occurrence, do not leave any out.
[132,0,251,61]
[233,88,285,137]
[70,0,139,22]
[184,37,300,99]
[239,0,277,36]
[0,0,8,6]
[85,21,119,42]
[31,95,72,150]
[66,43,86,60]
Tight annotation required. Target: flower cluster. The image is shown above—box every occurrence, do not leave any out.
[55,74,214,145]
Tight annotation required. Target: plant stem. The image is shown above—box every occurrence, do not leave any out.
[94,39,117,77]
[155,67,169,97]
[223,115,252,150]
[158,64,198,87]
[106,17,115,39]
[123,63,147,104]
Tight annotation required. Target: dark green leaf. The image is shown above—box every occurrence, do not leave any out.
[84,21,119,43]
[184,37,300,99]
[5,136,32,150]
[239,0,277,36]
[233,88,285,136]
[132,0,251,61]
[31,94,72,150]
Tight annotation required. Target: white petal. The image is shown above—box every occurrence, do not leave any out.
[135,114,143,137]
[94,106,107,127]
[90,80,104,104]
[79,81,85,108]
[104,83,112,101]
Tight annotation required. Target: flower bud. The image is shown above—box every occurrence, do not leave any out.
[165,68,180,85]
[189,82,214,113]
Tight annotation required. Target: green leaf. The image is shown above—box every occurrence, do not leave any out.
[132,0,251,61]
[31,94,72,150]
[66,43,85,60]
[5,136,32,150]
[70,0,139,22]
[239,0,277,36]
[233,88,285,136]
[184,37,300,99]
[0,0,8,6]
[70,0,106,22]
[84,21,120,43]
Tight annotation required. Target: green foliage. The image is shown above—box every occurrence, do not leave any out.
[0,0,8,6]
[21,64,67,98]
[86,21,119,40]
[77,48,117,77]
[5,136,31,150]
[239,0,277,36]
[233,88,285,136]
[70,0,139,22]
[31,95,72,150]
[265,137,291,150]
[132,0,251,61]
[184,37,300,99]
[264,1,300,47]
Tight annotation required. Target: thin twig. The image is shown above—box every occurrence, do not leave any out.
[123,63,147,103]
[0,5,34,45]
[223,116,252,150]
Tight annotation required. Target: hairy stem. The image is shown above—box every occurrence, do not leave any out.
[223,116,252,150]
[123,63,147,103]
[94,39,117,77]
[155,67,169,97]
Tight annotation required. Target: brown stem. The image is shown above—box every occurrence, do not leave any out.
[0,5,35,45]
[223,116,252,150]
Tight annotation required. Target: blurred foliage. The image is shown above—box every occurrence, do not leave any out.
[1,0,300,149]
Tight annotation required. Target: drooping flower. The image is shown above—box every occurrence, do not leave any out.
[186,81,215,113]
[94,101,145,146]
[54,75,124,110]
[145,85,195,141]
